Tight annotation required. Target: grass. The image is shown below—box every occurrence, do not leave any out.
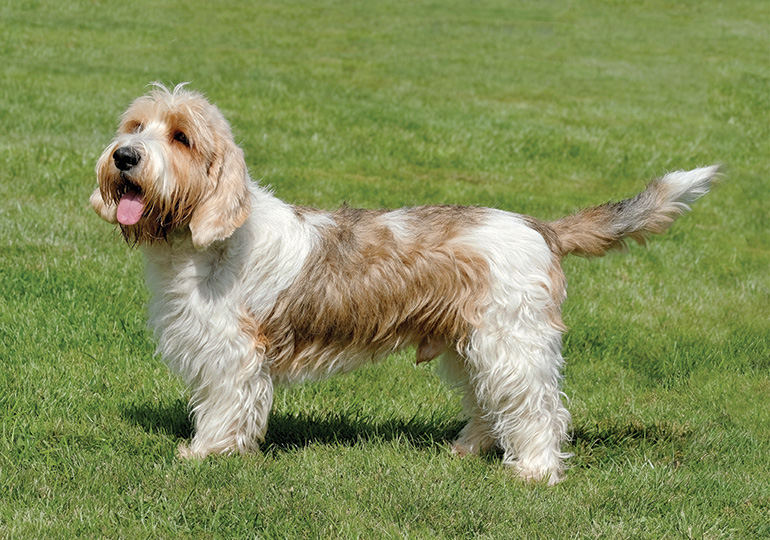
[1,0,768,538]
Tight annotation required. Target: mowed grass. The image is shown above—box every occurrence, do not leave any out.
[1,0,768,538]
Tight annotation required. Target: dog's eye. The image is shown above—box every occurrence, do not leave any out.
[127,122,143,133]
[173,131,190,147]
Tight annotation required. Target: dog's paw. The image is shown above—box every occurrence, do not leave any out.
[450,440,475,457]
[513,462,564,486]
[177,442,207,460]
[450,432,496,457]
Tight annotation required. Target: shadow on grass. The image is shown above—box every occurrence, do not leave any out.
[121,399,463,451]
[122,399,192,440]
[122,400,690,466]
[570,418,692,469]
[264,410,464,451]
[572,418,691,446]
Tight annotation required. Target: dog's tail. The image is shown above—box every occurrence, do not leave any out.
[549,166,719,259]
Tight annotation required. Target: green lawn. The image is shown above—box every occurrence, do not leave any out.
[1,0,768,538]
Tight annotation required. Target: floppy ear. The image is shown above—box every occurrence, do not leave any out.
[90,187,118,223]
[189,141,251,249]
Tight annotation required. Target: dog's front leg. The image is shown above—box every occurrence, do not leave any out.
[177,348,273,460]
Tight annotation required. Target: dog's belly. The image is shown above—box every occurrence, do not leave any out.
[265,330,420,384]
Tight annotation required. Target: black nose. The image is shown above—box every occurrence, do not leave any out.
[113,146,141,171]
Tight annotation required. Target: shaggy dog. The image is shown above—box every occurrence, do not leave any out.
[91,84,718,484]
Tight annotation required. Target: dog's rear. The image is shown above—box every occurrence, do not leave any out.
[549,166,718,258]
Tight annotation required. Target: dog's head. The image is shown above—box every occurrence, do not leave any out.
[92,83,250,248]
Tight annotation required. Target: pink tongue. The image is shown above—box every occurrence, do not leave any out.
[116,190,145,226]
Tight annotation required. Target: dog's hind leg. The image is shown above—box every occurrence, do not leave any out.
[464,303,571,485]
[439,351,497,456]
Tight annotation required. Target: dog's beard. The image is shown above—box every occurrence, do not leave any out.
[119,206,175,246]
[103,175,186,246]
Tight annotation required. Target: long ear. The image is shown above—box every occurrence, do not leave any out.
[189,141,251,249]
[90,187,118,223]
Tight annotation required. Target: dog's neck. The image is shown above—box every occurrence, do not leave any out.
[141,182,327,322]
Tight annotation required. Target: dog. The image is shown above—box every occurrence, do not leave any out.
[91,83,718,484]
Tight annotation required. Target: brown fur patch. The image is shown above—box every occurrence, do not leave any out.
[548,204,639,258]
[521,216,563,256]
[549,178,681,259]
[239,310,269,355]
[261,205,490,381]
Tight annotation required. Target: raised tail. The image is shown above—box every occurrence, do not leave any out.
[549,166,719,258]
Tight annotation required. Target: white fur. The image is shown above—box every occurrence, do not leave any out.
[452,212,569,484]
[143,184,323,457]
[659,166,719,209]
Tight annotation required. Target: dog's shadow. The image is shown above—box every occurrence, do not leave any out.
[122,399,192,441]
[121,399,465,451]
[568,418,692,469]
[122,400,690,463]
